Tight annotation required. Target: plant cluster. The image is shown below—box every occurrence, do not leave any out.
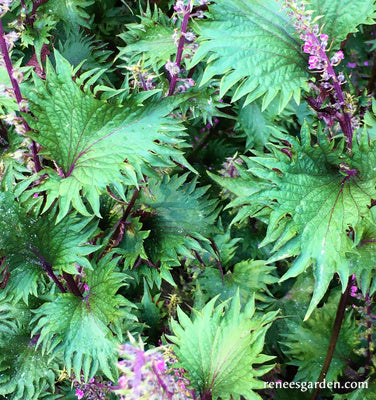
[1,0,376,399]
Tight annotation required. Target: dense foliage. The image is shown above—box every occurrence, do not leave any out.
[1,0,376,399]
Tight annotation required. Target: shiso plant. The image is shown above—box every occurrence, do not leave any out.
[1,0,376,399]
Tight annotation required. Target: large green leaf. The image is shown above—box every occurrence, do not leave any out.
[191,0,310,111]
[211,125,376,319]
[24,51,189,222]
[0,191,97,302]
[169,292,276,400]
[32,256,128,382]
[191,0,376,110]
[310,0,376,49]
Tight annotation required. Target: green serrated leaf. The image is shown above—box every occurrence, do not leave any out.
[140,174,218,267]
[24,51,190,221]
[169,292,276,400]
[32,256,128,382]
[0,296,57,400]
[115,217,150,269]
[349,213,376,295]
[40,0,94,28]
[309,0,376,50]
[216,125,376,319]
[198,260,277,305]
[0,191,98,302]
[118,3,176,69]
[283,291,360,382]
[191,0,310,109]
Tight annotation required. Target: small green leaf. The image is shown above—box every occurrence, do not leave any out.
[40,0,93,27]
[118,3,176,69]
[349,214,376,295]
[198,260,277,304]
[116,218,150,269]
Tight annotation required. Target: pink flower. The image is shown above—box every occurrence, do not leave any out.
[331,51,344,65]
[165,60,180,76]
[75,388,84,400]
[308,55,319,69]
[319,33,328,47]
[303,40,313,53]
[118,375,127,388]
[155,359,166,372]
[350,285,357,297]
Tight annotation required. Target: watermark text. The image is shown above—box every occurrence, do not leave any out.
[264,380,368,393]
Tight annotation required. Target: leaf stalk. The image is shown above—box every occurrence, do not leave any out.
[310,277,352,400]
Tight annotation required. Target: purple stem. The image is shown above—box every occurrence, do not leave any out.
[0,21,23,107]
[62,271,83,297]
[152,363,174,399]
[168,8,191,96]
[30,248,66,293]
[106,186,126,204]
[98,188,140,259]
[30,0,49,26]
[0,19,42,172]
[310,277,352,400]
[209,239,224,285]
[200,390,212,400]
